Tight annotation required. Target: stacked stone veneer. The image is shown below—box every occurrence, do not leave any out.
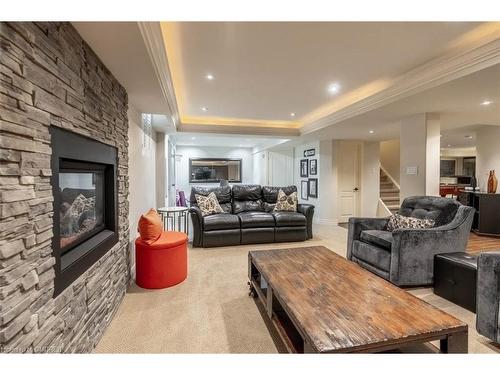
[0,22,130,353]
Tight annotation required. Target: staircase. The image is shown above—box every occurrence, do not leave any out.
[380,169,400,214]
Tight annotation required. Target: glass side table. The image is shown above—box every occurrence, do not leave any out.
[157,206,189,234]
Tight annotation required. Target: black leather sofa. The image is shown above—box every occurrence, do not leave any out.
[189,185,315,247]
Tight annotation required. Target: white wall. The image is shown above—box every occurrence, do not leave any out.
[128,107,157,269]
[476,126,500,192]
[380,139,400,184]
[293,141,339,224]
[253,151,268,185]
[361,142,380,217]
[175,145,254,196]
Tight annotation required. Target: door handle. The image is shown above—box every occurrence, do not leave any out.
[353,187,359,192]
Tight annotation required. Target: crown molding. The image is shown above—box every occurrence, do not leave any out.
[302,37,500,135]
[178,123,300,137]
[137,22,180,128]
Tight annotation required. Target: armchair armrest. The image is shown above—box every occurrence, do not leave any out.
[189,206,204,247]
[347,217,389,260]
[297,204,315,239]
[476,252,500,343]
[389,205,475,285]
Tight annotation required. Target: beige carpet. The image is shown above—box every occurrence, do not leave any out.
[94,225,500,354]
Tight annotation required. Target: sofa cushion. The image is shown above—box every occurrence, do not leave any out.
[238,212,275,228]
[272,211,306,227]
[203,214,240,231]
[233,199,263,214]
[360,230,393,250]
[195,192,225,217]
[262,185,297,203]
[274,189,298,212]
[352,240,392,272]
[190,186,232,204]
[232,184,262,200]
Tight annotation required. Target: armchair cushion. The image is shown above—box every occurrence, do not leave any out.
[398,196,460,227]
[352,241,391,272]
[360,230,393,250]
[386,213,435,231]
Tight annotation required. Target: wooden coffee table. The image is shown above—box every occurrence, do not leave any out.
[248,246,468,353]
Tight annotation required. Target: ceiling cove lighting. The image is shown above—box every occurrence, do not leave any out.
[480,100,492,106]
[201,107,208,112]
[327,82,340,95]
[206,74,215,81]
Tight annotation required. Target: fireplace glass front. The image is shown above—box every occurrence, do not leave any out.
[58,162,105,252]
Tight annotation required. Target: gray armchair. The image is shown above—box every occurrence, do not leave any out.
[347,196,475,286]
[476,252,500,344]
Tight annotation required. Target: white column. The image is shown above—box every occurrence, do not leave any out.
[400,113,441,200]
[476,125,500,191]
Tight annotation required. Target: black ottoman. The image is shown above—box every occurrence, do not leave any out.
[434,252,478,313]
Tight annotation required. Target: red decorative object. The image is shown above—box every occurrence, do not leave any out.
[135,231,188,289]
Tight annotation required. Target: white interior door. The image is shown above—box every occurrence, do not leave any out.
[338,141,361,223]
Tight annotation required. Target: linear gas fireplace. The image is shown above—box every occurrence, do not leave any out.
[50,127,118,296]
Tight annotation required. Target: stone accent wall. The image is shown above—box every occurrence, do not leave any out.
[0,22,130,353]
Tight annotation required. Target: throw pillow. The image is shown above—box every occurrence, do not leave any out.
[138,208,163,244]
[386,213,435,232]
[195,192,224,217]
[273,189,298,212]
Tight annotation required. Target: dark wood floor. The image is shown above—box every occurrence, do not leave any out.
[466,232,500,254]
[337,224,500,254]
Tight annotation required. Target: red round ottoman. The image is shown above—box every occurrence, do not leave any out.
[135,231,188,289]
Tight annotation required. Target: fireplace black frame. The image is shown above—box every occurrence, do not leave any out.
[50,127,118,297]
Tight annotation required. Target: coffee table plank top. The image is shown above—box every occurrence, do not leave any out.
[249,246,467,353]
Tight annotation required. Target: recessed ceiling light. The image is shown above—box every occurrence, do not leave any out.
[448,144,452,147]
[201,107,208,112]
[327,82,340,95]
[464,135,473,139]
[206,74,214,80]
[290,112,296,117]
[369,130,374,134]
[480,100,492,106]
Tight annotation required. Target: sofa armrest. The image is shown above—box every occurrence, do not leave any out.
[189,206,204,247]
[476,252,500,343]
[347,217,389,260]
[297,204,315,239]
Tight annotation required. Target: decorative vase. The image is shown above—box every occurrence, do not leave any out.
[487,170,498,194]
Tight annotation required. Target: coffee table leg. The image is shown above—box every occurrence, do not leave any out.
[266,287,273,319]
[440,331,468,353]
